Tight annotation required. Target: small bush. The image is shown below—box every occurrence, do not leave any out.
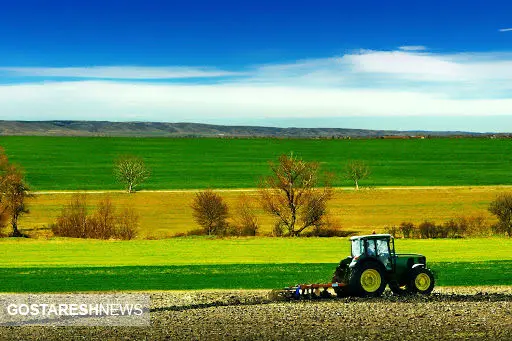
[385,225,398,238]
[272,222,285,237]
[418,220,437,239]
[52,194,88,238]
[458,214,490,237]
[399,222,415,238]
[303,214,346,237]
[232,195,259,236]
[116,207,139,240]
[52,195,138,240]
[87,198,117,239]
[186,228,208,236]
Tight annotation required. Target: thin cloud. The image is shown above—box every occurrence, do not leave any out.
[398,45,427,51]
[2,47,512,126]
[499,28,512,32]
[0,66,243,79]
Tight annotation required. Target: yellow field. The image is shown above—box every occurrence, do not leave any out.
[14,186,507,238]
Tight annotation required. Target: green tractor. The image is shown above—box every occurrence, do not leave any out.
[332,234,435,297]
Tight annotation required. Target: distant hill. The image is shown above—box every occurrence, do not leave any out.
[0,120,496,138]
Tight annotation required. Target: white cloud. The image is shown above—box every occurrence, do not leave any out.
[0,66,242,79]
[398,45,427,51]
[0,81,511,122]
[1,47,512,126]
[499,28,512,32]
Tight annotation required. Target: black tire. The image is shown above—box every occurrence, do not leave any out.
[409,267,435,295]
[349,261,387,297]
[332,257,351,297]
[333,285,350,298]
[388,281,412,296]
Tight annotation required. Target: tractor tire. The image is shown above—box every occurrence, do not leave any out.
[333,285,350,298]
[388,281,411,296]
[409,267,435,295]
[349,261,387,297]
[332,257,351,298]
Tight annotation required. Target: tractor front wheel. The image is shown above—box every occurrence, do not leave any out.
[388,281,411,296]
[409,267,435,295]
[349,261,387,297]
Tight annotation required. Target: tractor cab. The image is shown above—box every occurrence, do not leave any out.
[350,234,394,271]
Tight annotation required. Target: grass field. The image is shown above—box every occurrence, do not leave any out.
[1,136,512,190]
[18,186,503,237]
[0,238,510,292]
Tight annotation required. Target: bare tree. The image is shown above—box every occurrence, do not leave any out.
[88,197,117,239]
[116,206,139,240]
[0,148,31,237]
[114,155,150,193]
[259,153,333,237]
[53,194,88,238]
[488,193,512,237]
[191,190,229,236]
[344,160,370,190]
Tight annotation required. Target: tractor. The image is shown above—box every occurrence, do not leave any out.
[331,234,435,297]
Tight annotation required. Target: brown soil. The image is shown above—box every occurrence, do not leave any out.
[1,287,511,341]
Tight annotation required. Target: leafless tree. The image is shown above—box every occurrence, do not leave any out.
[114,155,150,193]
[488,193,512,237]
[116,206,139,240]
[191,190,229,236]
[88,197,117,239]
[0,148,31,237]
[53,194,88,238]
[344,160,370,190]
[259,153,333,237]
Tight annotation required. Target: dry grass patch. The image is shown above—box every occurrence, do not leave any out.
[18,186,501,238]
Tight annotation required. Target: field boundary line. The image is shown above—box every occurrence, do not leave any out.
[31,185,512,195]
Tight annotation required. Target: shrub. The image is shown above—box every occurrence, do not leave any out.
[436,223,450,238]
[52,195,138,239]
[305,215,345,237]
[272,222,285,237]
[385,225,398,238]
[418,220,437,239]
[52,194,88,238]
[232,195,259,236]
[399,222,414,238]
[443,219,462,238]
[488,193,512,237]
[87,198,117,239]
[462,214,489,237]
[116,207,139,240]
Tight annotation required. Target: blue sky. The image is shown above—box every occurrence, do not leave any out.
[1,0,512,132]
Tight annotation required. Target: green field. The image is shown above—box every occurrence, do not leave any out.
[1,136,512,190]
[1,238,510,292]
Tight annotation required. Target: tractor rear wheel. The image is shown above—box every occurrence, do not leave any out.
[349,261,387,297]
[332,258,351,298]
[409,267,435,295]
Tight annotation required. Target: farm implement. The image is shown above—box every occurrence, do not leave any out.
[276,234,435,299]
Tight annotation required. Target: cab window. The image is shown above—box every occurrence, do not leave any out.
[351,239,364,258]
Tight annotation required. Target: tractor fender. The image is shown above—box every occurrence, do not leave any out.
[412,263,425,269]
[349,257,385,271]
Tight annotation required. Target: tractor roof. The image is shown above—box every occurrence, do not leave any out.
[349,234,393,241]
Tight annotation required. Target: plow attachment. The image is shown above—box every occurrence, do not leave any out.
[270,282,346,300]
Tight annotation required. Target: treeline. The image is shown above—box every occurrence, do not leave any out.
[386,215,497,239]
